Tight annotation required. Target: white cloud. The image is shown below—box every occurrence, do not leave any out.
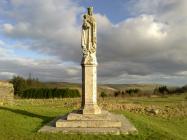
[0,40,14,57]
[3,23,14,33]
[0,40,80,82]
[0,40,5,46]
[0,72,16,79]
[177,71,187,76]
[65,67,80,76]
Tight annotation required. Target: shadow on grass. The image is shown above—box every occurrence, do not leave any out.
[0,106,54,132]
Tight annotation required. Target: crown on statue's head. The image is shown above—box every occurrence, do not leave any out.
[87,7,93,15]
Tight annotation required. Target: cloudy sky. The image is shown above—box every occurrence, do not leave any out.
[0,0,187,86]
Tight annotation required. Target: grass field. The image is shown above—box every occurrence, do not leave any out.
[0,94,187,140]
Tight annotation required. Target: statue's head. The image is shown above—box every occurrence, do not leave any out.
[87,7,93,15]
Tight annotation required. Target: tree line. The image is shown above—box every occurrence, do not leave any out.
[100,85,187,98]
[10,75,80,99]
[21,88,80,99]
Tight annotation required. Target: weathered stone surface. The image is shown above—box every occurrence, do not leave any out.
[56,120,121,128]
[0,81,14,104]
[56,110,121,128]
[81,7,97,65]
[81,7,101,115]
[82,103,101,115]
[67,110,112,121]
[39,111,137,135]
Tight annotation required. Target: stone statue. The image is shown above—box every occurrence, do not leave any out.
[40,7,138,135]
[81,7,97,64]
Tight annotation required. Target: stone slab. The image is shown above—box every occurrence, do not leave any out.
[82,103,101,115]
[67,110,112,121]
[0,81,14,104]
[56,120,121,128]
[38,111,138,135]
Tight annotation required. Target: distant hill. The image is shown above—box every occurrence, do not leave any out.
[44,82,82,94]
[105,84,162,94]
[43,82,166,96]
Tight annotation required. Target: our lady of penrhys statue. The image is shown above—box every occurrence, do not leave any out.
[81,7,97,65]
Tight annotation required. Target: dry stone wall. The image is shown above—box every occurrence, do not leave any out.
[0,81,14,104]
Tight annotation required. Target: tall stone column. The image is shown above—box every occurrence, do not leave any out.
[81,64,101,114]
[81,7,101,114]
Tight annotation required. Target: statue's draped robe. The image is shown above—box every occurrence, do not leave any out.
[81,14,97,64]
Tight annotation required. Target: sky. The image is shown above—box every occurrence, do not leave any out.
[0,0,187,86]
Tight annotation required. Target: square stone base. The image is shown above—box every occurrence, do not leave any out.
[82,104,101,115]
[67,110,111,121]
[56,110,121,128]
[38,110,138,135]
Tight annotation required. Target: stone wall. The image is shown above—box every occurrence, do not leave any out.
[0,81,14,105]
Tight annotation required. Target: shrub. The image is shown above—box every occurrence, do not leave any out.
[172,85,187,94]
[158,86,169,95]
[113,89,141,97]
[114,91,120,97]
[10,76,27,96]
[10,75,45,96]
[126,88,140,96]
[154,86,170,95]
[100,92,107,98]
[121,91,125,96]
[19,88,80,99]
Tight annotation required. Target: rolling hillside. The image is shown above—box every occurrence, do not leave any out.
[44,82,166,96]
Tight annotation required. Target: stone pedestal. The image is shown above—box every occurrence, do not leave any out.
[56,110,121,128]
[0,81,14,105]
[50,60,137,134]
[39,110,137,134]
[81,64,101,115]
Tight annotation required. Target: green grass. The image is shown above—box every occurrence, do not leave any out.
[122,112,187,140]
[0,95,187,140]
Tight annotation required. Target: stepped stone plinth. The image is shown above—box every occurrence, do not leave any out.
[56,110,121,128]
[39,110,137,134]
[0,81,14,105]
